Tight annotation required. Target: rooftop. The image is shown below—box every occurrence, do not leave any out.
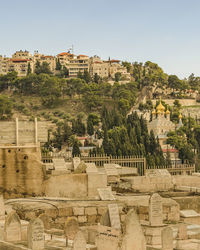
[57,52,73,56]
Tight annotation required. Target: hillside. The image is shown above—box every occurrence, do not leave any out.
[1,60,200,167]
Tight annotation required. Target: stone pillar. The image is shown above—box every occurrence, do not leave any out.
[16,118,19,146]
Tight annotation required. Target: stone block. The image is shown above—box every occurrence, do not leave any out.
[45,209,58,218]
[85,207,97,216]
[138,206,148,214]
[151,235,161,245]
[58,207,73,217]
[163,206,170,213]
[88,215,97,223]
[145,234,161,245]
[78,216,87,223]
[145,226,162,237]
[191,187,197,192]
[73,207,84,216]
[97,207,108,215]
[88,172,107,198]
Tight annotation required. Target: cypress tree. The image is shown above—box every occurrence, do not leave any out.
[27,62,32,75]
[72,141,81,157]
[87,120,94,136]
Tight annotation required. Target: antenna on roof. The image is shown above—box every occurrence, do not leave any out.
[68,45,74,54]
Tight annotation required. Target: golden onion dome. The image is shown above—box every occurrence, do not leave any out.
[156,101,165,112]
[152,109,156,115]
[179,113,182,119]
[166,107,170,115]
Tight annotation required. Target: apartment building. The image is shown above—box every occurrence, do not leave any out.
[12,50,32,60]
[57,53,89,77]
[67,55,89,77]
[89,56,131,80]
[8,58,33,77]
[89,56,109,78]
[0,56,9,74]
[57,52,74,66]
[0,50,33,77]
[0,58,33,77]
[33,52,56,72]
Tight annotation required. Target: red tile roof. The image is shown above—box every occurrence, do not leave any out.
[58,52,73,56]
[77,55,88,57]
[162,148,179,153]
[43,56,54,58]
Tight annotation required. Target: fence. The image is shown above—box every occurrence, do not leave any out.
[41,152,195,176]
[41,153,146,175]
[146,164,195,175]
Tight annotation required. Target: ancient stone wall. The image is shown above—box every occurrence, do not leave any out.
[12,201,125,229]
[138,201,180,223]
[174,176,200,188]
[126,176,173,192]
[173,196,200,213]
[43,174,88,198]
[0,148,44,197]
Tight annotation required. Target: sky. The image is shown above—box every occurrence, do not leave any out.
[0,0,200,79]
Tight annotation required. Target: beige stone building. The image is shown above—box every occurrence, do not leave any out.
[89,55,131,80]
[12,50,32,59]
[68,54,89,77]
[57,52,89,77]
[33,52,56,73]
[0,50,33,77]
[0,57,33,77]
[0,56,9,74]
[0,50,130,79]
[57,52,74,66]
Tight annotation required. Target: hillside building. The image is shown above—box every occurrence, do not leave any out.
[0,50,130,80]
[89,55,131,80]
[0,50,33,76]
[148,100,176,148]
[33,52,56,73]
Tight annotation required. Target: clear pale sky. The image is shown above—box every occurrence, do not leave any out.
[0,0,200,79]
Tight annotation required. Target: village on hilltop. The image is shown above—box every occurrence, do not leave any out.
[0,50,131,81]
